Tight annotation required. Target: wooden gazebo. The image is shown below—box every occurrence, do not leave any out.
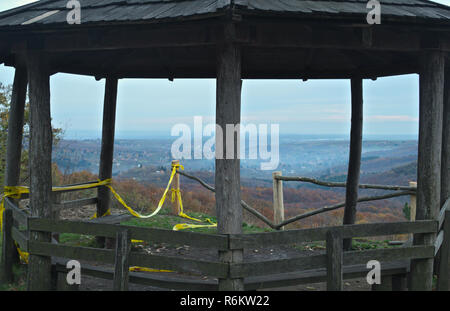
[0,0,449,291]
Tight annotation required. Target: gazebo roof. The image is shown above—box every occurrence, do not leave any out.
[0,0,449,28]
[0,0,449,80]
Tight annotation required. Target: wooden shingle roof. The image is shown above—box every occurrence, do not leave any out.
[0,0,449,29]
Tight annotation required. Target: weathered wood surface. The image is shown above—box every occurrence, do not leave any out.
[442,65,450,209]
[278,190,414,229]
[326,230,343,291]
[216,23,244,291]
[343,78,363,250]
[53,259,219,291]
[275,176,416,192]
[439,198,450,230]
[391,274,407,291]
[410,181,417,221]
[26,52,53,291]
[411,51,445,291]
[87,214,132,225]
[113,229,131,291]
[343,246,434,266]
[4,197,29,228]
[245,260,408,291]
[11,226,28,252]
[53,197,98,211]
[130,252,228,278]
[1,209,14,283]
[229,221,437,249]
[27,218,228,249]
[28,241,115,263]
[4,66,27,188]
[229,254,327,279]
[372,275,393,291]
[229,244,428,280]
[97,77,118,224]
[272,172,284,230]
[171,160,181,215]
[4,66,27,266]
[437,210,450,291]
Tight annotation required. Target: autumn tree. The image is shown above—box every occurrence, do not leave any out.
[0,82,62,187]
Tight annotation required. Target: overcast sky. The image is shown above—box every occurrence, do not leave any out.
[0,0,448,139]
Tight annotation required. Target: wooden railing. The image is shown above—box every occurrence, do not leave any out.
[272,172,417,229]
[2,194,447,291]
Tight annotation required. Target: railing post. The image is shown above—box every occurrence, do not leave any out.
[437,210,450,291]
[113,229,131,291]
[272,172,284,230]
[51,192,62,243]
[409,181,417,221]
[172,160,181,216]
[219,234,243,291]
[326,230,343,291]
[1,209,14,283]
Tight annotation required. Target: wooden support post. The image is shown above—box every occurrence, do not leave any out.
[437,210,450,291]
[4,66,27,266]
[392,274,407,291]
[343,78,363,251]
[26,53,53,291]
[51,192,61,243]
[272,172,284,230]
[409,182,417,221]
[1,209,14,283]
[171,160,181,215]
[216,23,244,291]
[326,230,343,291]
[372,275,393,291]
[113,229,131,291]
[410,51,444,291]
[97,77,118,247]
[436,65,450,291]
[442,65,450,212]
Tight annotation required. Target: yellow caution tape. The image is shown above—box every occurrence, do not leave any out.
[0,161,217,273]
[15,242,29,264]
[129,266,173,273]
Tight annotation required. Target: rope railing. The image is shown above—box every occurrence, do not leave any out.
[274,175,417,192]
[178,170,416,231]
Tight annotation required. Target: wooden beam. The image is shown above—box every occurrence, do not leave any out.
[410,51,445,291]
[442,65,450,208]
[343,78,363,251]
[216,23,243,291]
[97,77,118,246]
[4,65,27,265]
[1,209,14,283]
[113,229,131,291]
[437,64,450,291]
[326,230,343,291]
[26,52,53,291]
[437,211,450,291]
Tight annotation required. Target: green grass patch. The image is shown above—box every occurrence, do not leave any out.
[121,209,272,234]
[59,233,96,247]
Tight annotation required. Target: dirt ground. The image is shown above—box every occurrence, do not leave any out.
[76,244,370,291]
[58,206,371,291]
